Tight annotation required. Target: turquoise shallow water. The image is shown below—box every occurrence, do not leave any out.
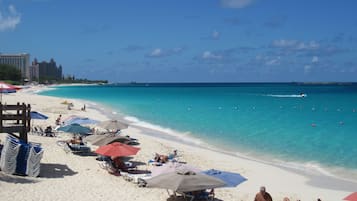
[41,83,357,178]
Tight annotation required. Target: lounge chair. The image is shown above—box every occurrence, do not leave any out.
[97,157,137,175]
[148,159,163,166]
[38,127,45,136]
[121,171,152,183]
[175,189,215,201]
[31,126,43,136]
[63,142,91,154]
[98,160,120,175]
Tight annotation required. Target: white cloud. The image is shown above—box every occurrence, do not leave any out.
[312,56,319,63]
[272,39,297,48]
[212,30,220,40]
[202,51,222,60]
[147,47,185,58]
[272,39,320,50]
[265,56,281,66]
[221,0,255,8]
[172,47,183,53]
[149,48,163,57]
[0,5,21,31]
[304,65,312,73]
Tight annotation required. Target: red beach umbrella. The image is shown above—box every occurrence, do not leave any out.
[95,142,140,158]
[0,82,18,102]
[344,192,357,201]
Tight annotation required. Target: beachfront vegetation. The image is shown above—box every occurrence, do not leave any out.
[56,74,107,84]
[38,74,107,85]
[0,64,22,84]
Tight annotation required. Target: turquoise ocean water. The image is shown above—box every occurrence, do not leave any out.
[41,83,357,180]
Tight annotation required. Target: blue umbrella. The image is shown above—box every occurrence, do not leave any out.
[30,111,48,120]
[66,117,98,125]
[202,169,247,187]
[57,123,91,135]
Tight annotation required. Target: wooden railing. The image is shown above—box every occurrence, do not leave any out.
[0,102,31,143]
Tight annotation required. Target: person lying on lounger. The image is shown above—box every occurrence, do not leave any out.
[68,136,84,145]
[154,153,169,163]
[112,157,127,171]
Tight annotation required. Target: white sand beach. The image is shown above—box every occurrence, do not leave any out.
[0,86,356,201]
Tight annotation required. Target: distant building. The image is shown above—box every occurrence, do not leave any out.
[29,60,39,82]
[0,53,30,79]
[33,58,63,82]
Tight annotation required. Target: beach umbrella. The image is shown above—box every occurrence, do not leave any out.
[151,162,201,177]
[57,123,91,135]
[62,115,79,124]
[84,134,132,146]
[30,111,49,132]
[30,111,48,120]
[66,117,98,125]
[95,142,140,158]
[91,135,132,146]
[146,169,226,192]
[344,192,357,201]
[97,120,129,131]
[0,82,18,102]
[202,169,247,187]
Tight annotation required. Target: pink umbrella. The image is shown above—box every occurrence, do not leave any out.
[0,82,18,102]
[151,162,201,177]
[95,142,140,158]
[344,192,357,201]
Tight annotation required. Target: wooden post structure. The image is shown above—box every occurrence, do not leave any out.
[0,102,31,143]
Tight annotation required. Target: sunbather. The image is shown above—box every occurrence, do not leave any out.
[67,136,84,145]
[154,150,177,163]
[111,157,137,172]
[153,153,169,163]
[112,157,128,171]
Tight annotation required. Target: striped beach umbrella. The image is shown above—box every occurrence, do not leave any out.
[0,82,18,102]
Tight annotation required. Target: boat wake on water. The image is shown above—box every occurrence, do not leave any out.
[266,93,307,98]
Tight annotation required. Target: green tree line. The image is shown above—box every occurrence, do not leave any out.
[0,64,22,84]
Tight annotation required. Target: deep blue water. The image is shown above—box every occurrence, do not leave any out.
[41,83,357,177]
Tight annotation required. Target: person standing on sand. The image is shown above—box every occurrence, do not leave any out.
[254,186,273,201]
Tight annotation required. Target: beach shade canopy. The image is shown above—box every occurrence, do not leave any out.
[202,169,247,188]
[57,123,91,135]
[95,142,140,158]
[66,117,98,125]
[146,169,226,192]
[86,134,132,146]
[0,82,18,102]
[344,192,357,201]
[97,120,129,131]
[30,111,48,120]
[151,162,201,177]
[62,115,79,124]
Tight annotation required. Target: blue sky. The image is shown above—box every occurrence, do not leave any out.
[1,0,357,82]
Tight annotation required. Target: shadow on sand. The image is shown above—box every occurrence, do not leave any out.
[0,172,37,184]
[166,194,223,201]
[73,151,98,157]
[39,163,78,178]
[131,161,147,167]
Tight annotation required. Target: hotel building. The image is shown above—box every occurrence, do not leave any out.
[0,53,30,79]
